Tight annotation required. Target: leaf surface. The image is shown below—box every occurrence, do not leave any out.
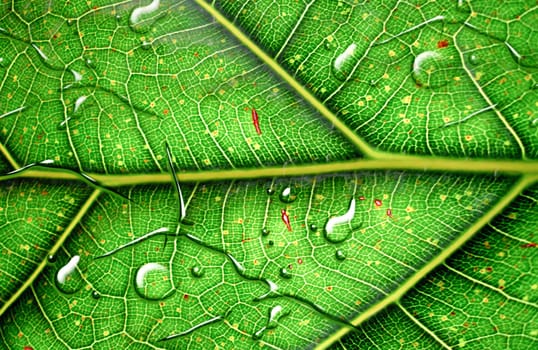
[0,0,537,349]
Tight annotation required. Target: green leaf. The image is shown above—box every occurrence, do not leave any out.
[0,0,537,349]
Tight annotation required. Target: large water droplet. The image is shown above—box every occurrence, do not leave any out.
[134,263,174,300]
[55,255,83,294]
[255,279,279,301]
[191,265,204,278]
[412,50,452,88]
[332,43,359,81]
[129,0,163,33]
[324,198,356,243]
[73,95,87,115]
[279,186,297,203]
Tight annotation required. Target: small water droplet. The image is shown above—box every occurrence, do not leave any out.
[261,228,270,236]
[412,50,451,88]
[309,224,317,232]
[279,267,291,279]
[324,38,336,51]
[67,19,75,26]
[266,188,275,195]
[335,249,346,261]
[55,255,83,294]
[279,186,297,203]
[91,290,100,299]
[134,263,174,300]
[47,254,56,263]
[85,58,95,68]
[115,14,122,22]
[468,54,479,65]
[0,57,5,67]
[141,40,152,50]
[532,83,538,90]
[192,265,204,278]
[332,43,360,81]
[268,240,274,246]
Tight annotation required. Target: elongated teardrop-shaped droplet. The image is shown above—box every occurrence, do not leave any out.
[191,265,204,278]
[332,43,359,81]
[252,305,288,340]
[55,255,83,294]
[255,279,279,301]
[160,316,223,341]
[73,95,87,115]
[279,186,297,203]
[226,253,246,275]
[411,50,454,88]
[324,198,355,243]
[134,263,174,300]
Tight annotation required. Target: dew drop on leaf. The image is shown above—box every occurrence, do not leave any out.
[66,19,74,26]
[191,265,204,278]
[332,43,359,81]
[468,54,479,65]
[261,228,270,236]
[279,267,292,279]
[324,198,355,243]
[253,305,288,340]
[279,186,297,203]
[91,290,100,299]
[55,255,83,294]
[411,50,451,88]
[141,40,152,50]
[47,254,56,263]
[134,263,174,300]
[309,223,317,232]
[268,240,274,246]
[335,249,346,261]
[85,58,95,68]
[266,188,275,195]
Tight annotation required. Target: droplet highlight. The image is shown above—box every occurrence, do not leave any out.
[412,50,451,88]
[55,255,83,294]
[192,265,204,278]
[279,186,297,203]
[332,43,359,81]
[324,198,355,243]
[134,263,174,300]
[279,267,291,279]
[335,249,346,261]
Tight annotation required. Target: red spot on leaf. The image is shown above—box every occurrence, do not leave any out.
[374,199,382,207]
[359,196,366,200]
[521,243,537,248]
[437,39,449,48]
[183,294,189,300]
[297,258,303,264]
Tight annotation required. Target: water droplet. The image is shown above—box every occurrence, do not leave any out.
[252,305,288,340]
[324,37,336,50]
[55,255,83,294]
[266,188,275,195]
[226,253,246,274]
[279,186,297,203]
[268,240,274,246]
[85,58,95,68]
[73,95,87,115]
[309,224,317,232]
[67,19,74,26]
[412,50,451,88]
[47,254,56,263]
[141,40,152,50]
[468,54,479,65]
[129,0,163,33]
[192,265,203,278]
[0,57,5,67]
[91,290,101,299]
[332,43,359,81]
[115,14,122,22]
[324,198,355,243]
[134,263,174,300]
[335,249,346,261]
[532,83,538,90]
[255,279,280,301]
[261,228,270,236]
[279,267,291,279]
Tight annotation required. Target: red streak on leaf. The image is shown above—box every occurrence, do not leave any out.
[521,243,537,248]
[251,108,261,135]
